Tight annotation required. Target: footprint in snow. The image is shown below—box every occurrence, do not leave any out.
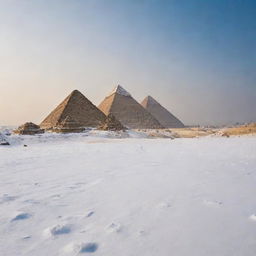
[0,194,18,204]
[158,202,172,209]
[11,212,31,222]
[63,242,98,254]
[68,182,87,190]
[138,230,147,236]
[68,186,78,190]
[22,236,31,240]
[203,200,223,207]
[106,222,122,233]
[85,211,94,218]
[50,194,61,200]
[44,224,72,237]
[80,243,98,253]
[23,199,40,205]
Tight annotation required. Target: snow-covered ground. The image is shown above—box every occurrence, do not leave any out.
[1,133,256,256]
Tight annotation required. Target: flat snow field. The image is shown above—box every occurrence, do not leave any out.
[1,135,256,256]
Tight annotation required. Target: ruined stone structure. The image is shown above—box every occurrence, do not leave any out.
[14,122,44,135]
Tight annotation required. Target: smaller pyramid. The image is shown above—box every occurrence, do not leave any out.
[14,122,44,135]
[141,96,184,128]
[51,116,85,133]
[40,90,106,130]
[98,113,126,131]
[98,85,163,129]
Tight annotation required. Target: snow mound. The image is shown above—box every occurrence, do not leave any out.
[249,214,256,221]
[106,222,122,233]
[0,126,13,135]
[44,224,72,237]
[0,132,10,145]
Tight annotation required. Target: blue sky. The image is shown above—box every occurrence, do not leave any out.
[0,0,255,125]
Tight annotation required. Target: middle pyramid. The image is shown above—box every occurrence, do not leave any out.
[98,85,163,129]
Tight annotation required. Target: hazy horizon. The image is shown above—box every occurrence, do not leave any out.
[0,0,255,126]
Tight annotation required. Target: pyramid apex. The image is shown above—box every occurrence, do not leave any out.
[145,95,159,105]
[70,89,82,96]
[108,85,131,97]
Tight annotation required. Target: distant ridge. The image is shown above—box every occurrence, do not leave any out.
[141,96,184,128]
[40,90,106,129]
[98,85,163,129]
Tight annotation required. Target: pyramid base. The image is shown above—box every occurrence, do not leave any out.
[50,127,85,133]
[13,130,45,135]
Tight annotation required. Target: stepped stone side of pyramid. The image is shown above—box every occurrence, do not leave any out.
[141,96,184,128]
[98,113,126,131]
[14,122,44,135]
[40,90,106,130]
[51,116,85,133]
[98,85,163,129]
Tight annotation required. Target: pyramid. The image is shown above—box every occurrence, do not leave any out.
[98,85,163,129]
[14,122,44,135]
[40,90,106,129]
[141,96,184,128]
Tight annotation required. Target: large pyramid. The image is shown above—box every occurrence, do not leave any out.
[40,90,106,129]
[141,96,184,128]
[98,85,163,129]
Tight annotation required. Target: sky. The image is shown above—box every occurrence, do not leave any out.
[0,0,255,126]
